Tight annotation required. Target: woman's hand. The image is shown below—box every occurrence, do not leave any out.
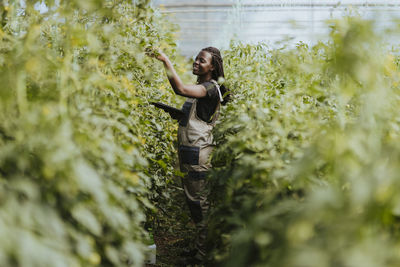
[145,48,206,98]
[145,47,168,62]
[156,50,168,62]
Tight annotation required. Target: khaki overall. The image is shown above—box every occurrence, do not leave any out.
[178,80,222,258]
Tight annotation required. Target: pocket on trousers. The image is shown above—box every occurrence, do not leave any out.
[188,171,207,180]
[179,145,200,165]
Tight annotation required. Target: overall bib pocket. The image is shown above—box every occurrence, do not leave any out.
[179,145,200,165]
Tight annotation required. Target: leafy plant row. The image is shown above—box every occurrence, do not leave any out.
[208,17,400,267]
[0,1,183,266]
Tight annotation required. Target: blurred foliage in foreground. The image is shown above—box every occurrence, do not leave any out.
[4,0,400,266]
[208,17,400,267]
[0,0,188,266]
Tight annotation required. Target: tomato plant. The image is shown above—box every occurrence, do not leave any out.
[0,0,187,266]
[208,17,400,267]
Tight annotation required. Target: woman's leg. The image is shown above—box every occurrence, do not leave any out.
[183,175,209,260]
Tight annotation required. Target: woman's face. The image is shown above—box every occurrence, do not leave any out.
[193,51,214,77]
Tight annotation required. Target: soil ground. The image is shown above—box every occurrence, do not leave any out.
[145,178,198,267]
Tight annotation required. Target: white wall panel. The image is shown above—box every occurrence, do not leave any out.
[151,0,400,57]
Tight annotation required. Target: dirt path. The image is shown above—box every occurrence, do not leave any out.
[146,178,197,267]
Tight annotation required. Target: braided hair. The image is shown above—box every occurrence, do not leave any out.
[199,47,230,105]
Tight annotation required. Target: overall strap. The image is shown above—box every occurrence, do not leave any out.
[210,79,223,126]
[211,79,224,103]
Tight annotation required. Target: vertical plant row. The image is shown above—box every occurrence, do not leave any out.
[208,18,400,267]
[0,0,183,266]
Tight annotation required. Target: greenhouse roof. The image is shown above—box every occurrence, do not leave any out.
[152,0,400,57]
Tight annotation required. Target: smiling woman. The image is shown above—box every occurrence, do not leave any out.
[149,46,230,264]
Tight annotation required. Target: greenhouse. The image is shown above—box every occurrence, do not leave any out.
[152,0,400,56]
[1,0,400,266]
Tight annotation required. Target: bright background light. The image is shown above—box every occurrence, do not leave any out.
[151,0,400,57]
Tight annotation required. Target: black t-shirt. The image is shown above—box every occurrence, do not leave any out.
[196,81,220,123]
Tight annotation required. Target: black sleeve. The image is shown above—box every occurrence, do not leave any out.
[196,81,220,122]
[202,81,218,100]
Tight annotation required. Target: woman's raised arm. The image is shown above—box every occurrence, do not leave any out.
[153,51,207,98]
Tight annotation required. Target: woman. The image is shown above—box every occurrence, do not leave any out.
[151,47,229,264]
